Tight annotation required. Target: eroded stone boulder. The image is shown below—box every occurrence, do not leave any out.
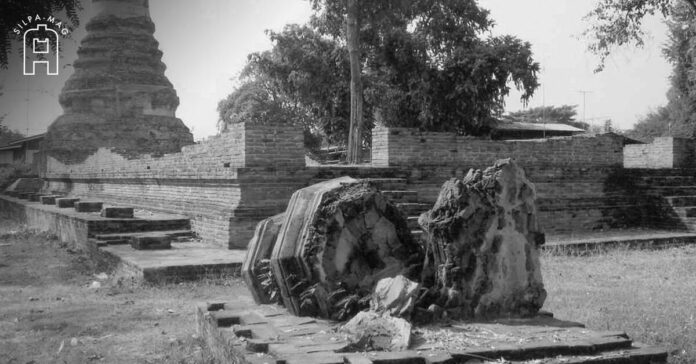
[242,213,285,305]
[267,177,422,320]
[416,158,546,320]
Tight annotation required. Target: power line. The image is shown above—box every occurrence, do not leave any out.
[577,90,593,124]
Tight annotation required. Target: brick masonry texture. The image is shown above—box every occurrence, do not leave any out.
[624,137,696,169]
[372,127,656,235]
[35,122,673,249]
[371,127,624,168]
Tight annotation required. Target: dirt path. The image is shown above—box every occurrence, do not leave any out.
[0,219,251,364]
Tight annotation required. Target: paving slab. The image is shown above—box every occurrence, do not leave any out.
[197,302,668,364]
[100,242,245,282]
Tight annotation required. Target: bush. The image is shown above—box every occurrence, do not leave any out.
[0,162,33,191]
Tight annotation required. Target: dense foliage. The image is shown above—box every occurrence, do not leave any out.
[611,3,696,140]
[0,0,81,68]
[585,1,696,139]
[584,0,696,72]
[219,0,540,146]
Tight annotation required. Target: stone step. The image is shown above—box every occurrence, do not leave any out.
[74,201,104,213]
[56,198,80,208]
[130,234,173,250]
[394,202,431,216]
[93,230,194,246]
[94,229,194,241]
[90,218,191,235]
[101,206,134,219]
[666,195,696,207]
[28,193,42,202]
[381,190,419,203]
[39,195,63,205]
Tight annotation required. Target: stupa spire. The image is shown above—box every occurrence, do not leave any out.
[43,0,193,163]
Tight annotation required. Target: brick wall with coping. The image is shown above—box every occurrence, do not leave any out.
[40,122,310,248]
[36,122,664,247]
[371,126,659,234]
[624,137,695,169]
[43,122,305,178]
[372,126,624,168]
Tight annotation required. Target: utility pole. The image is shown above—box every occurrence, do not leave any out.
[577,90,593,125]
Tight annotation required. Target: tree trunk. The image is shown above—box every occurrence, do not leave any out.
[346,0,363,164]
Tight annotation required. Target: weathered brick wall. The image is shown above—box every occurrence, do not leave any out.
[371,127,659,234]
[371,127,624,168]
[40,122,309,248]
[624,137,696,169]
[43,122,305,177]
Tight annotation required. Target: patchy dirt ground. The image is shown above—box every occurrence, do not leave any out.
[2,216,695,364]
[0,219,252,364]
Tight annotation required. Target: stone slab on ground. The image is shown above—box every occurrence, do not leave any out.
[197,302,668,364]
[545,228,696,254]
[56,198,80,208]
[99,242,245,283]
[101,207,134,218]
[40,195,62,205]
[75,201,104,213]
[130,235,172,250]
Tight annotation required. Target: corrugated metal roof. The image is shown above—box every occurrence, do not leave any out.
[493,121,585,132]
[0,144,23,151]
[6,133,45,145]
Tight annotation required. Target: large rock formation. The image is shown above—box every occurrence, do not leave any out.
[243,177,423,321]
[416,159,546,320]
[243,160,546,326]
[43,0,193,163]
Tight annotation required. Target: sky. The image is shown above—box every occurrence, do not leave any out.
[0,0,673,140]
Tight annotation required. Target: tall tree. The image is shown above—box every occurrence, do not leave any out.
[0,0,82,68]
[345,0,363,163]
[219,0,540,155]
[584,0,696,72]
[600,2,696,138]
[0,87,26,145]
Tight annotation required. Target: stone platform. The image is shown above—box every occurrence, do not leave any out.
[100,242,244,283]
[545,228,696,254]
[197,301,668,364]
[0,195,243,283]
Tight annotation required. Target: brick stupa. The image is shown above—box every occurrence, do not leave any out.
[43,0,193,163]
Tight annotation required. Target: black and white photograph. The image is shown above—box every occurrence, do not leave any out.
[0,0,693,363]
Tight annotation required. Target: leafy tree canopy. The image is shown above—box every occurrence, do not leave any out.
[0,0,82,69]
[584,0,696,72]
[624,3,696,139]
[503,105,589,130]
[0,87,26,145]
[219,0,540,143]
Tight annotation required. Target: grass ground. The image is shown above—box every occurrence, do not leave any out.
[541,247,696,364]
[1,217,694,363]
